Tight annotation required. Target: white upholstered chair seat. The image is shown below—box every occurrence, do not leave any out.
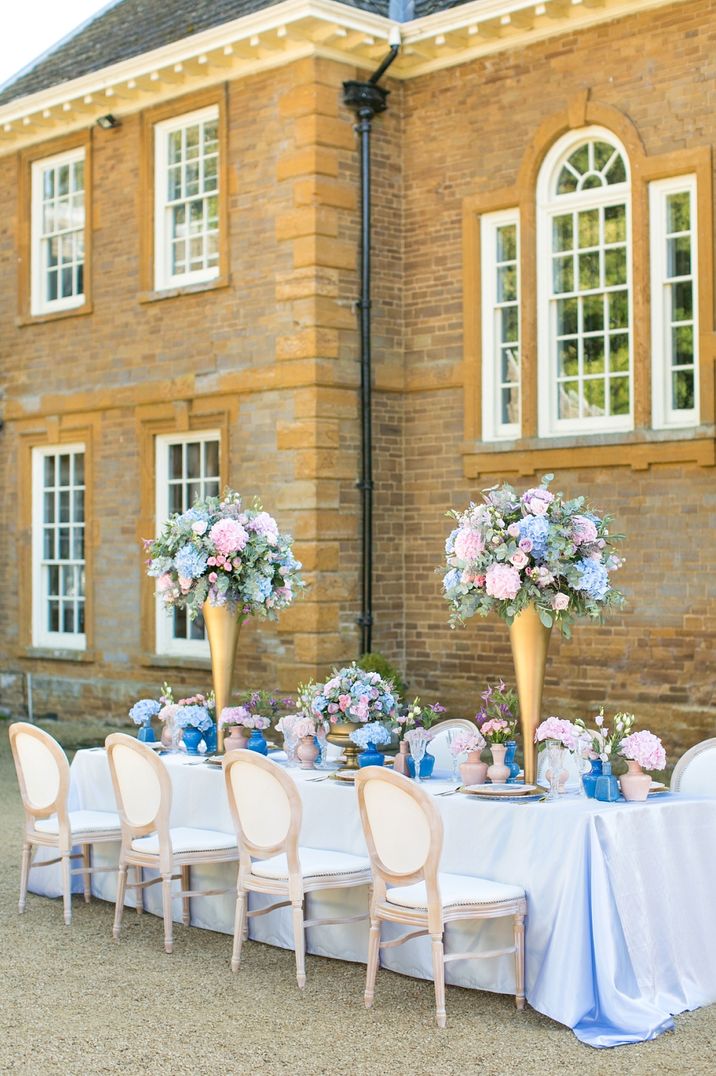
[35,809,120,835]
[671,738,716,796]
[387,873,525,910]
[131,827,238,855]
[251,847,370,880]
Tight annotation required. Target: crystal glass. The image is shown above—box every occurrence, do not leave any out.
[572,744,590,797]
[283,730,298,767]
[316,725,330,769]
[545,739,566,801]
[408,736,428,783]
[446,730,460,784]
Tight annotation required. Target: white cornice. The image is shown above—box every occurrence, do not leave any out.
[0,0,689,155]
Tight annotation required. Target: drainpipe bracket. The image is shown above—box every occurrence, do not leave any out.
[342,80,389,116]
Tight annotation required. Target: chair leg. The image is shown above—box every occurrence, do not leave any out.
[181,865,191,927]
[231,887,247,973]
[162,874,174,954]
[134,866,144,914]
[514,913,526,1011]
[61,853,72,926]
[113,861,128,942]
[82,844,92,903]
[365,917,381,1008]
[291,900,306,989]
[19,841,32,914]
[431,934,447,1029]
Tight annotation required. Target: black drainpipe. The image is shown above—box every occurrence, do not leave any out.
[342,36,400,656]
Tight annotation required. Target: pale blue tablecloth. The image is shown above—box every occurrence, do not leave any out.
[27,750,716,1047]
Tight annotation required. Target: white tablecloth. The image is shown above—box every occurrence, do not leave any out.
[28,750,716,1047]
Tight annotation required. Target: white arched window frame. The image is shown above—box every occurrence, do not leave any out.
[537,126,634,438]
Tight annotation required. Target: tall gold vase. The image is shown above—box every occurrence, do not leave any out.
[508,604,552,784]
[202,602,242,753]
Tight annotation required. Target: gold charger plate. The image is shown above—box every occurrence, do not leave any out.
[203,756,223,767]
[459,783,544,797]
[329,770,358,783]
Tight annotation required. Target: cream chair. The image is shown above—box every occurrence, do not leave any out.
[355,767,527,1028]
[427,718,480,772]
[223,750,371,988]
[9,722,121,925]
[671,738,716,795]
[106,733,239,953]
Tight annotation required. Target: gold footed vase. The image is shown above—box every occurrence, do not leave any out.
[326,721,362,772]
[508,604,552,785]
[202,601,242,753]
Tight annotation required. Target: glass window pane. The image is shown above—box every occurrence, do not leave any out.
[501,346,519,382]
[73,160,84,193]
[667,236,691,277]
[72,490,84,523]
[58,455,70,486]
[169,444,183,480]
[558,380,580,419]
[189,614,205,641]
[556,167,578,196]
[557,340,578,377]
[610,377,630,415]
[48,601,59,632]
[497,265,517,302]
[59,491,70,522]
[203,122,218,149]
[169,483,184,515]
[604,248,627,287]
[73,452,84,487]
[187,480,201,506]
[496,224,516,262]
[186,441,201,479]
[72,528,84,559]
[77,603,85,633]
[672,281,693,323]
[672,325,694,365]
[606,154,627,185]
[608,291,629,329]
[43,169,55,199]
[583,295,604,333]
[609,334,630,372]
[204,440,219,478]
[204,480,220,499]
[62,605,75,633]
[604,204,626,244]
[500,306,518,343]
[501,385,519,426]
[58,165,70,196]
[44,528,54,559]
[556,297,578,337]
[583,379,605,415]
[553,256,573,294]
[578,209,599,249]
[593,141,614,171]
[552,215,573,253]
[579,252,600,290]
[568,144,589,176]
[667,192,690,233]
[43,455,55,487]
[48,565,59,596]
[173,606,188,639]
[584,337,605,374]
[43,491,55,524]
[58,528,70,560]
[673,369,695,411]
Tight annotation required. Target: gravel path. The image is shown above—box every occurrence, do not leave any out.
[0,724,714,1075]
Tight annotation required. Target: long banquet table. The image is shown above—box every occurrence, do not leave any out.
[27,748,716,1048]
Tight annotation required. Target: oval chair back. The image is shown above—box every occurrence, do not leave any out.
[9,722,71,846]
[427,718,480,772]
[106,734,172,867]
[671,737,716,796]
[223,750,303,865]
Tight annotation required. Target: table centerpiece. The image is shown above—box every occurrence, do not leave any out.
[535,716,581,799]
[576,708,636,800]
[449,727,488,786]
[618,730,666,801]
[128,697,161,742]
[145,491,304,751]
[392,698,445,777]
[442,474,625,782]
[305,663,399,772]
[350,721,392,768]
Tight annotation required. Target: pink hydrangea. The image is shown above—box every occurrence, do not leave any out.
[293,716,317,739]
[620,730,666,772]
[157,573,174,592]
[485,563,521,600]
[572,514,598,546]
[209,518,249,556]
[522,488,555,516]
[535,716,579,750]
[449,728,485,757]
[219,705,251,728]
[454,527,485,562]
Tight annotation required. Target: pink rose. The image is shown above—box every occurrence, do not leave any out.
[552,592,569,611]
[192,520,208,536]
[338,694,351,712]
[507,522,521,539]
[522,488,555,516]
[454,527,485,563]
[510,550,528,569]
[208,572,218,583]
[157,573,174,592]
[178,576,193,594]
[485,563,521,601]
[519,538,533,553]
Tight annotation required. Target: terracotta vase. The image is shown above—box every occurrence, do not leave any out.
[619,759,651,801]
[224,726,249,753]
[508,603,552,784]
[487,743,511,784]
[460,750,488,787]
[297,735,319,770]
[393,740,411,777]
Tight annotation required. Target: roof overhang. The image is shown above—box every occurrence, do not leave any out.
[0,0,689,155]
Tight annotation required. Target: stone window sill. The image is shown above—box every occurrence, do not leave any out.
[21,647,96,664]
[140,654,212,672]
[138,274,230,305]
[16,302,93,327]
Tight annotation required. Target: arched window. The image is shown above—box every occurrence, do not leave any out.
[537,127,632,436]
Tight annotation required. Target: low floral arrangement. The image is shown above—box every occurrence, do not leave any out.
[449,728,486,758]
[350,722,392,751]
[404,727,432,750]
[156,684,215,729]
[442,475,625,634]
[292,716,318,740]
[308,663,398,725]
[575,708,636,761]
[129,698,161,726]
[219,706,270,731]
[535,716,581,751]
[145,490,304,622]
[393,698,445,739]
[619,730,666,772]
[476,679,518,726]
[174,704,213,732]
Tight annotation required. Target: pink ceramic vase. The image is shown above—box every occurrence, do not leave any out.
[487,743,510,784]
[393,740,411,777]
[619,759,651,801]
[224,726,249,752]
[297,735,319,770]
[460,750,488,786]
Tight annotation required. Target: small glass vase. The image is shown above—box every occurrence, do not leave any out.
[594,760,621,803]
[582,758,602,798]
[504,740,520,783]
[359,741,385,768]
[544,739,567,801]
[137,721,155,743]
[246,728,269,755]
[407,753,435,780]
[182,727,203,755]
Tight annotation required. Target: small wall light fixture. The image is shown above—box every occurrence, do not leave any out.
[96,113,121,130]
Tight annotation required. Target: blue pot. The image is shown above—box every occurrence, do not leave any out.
[202,721,217,754]
[582,758,602,798]
[594,760,620,803]
[183,727,203,755]
[358,742,385,767]
[246,729,269,755]
[407,753,435,779]
[137,722,156,743]
[504,740,520,783]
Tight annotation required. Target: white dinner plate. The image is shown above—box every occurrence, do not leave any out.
[462,782,540,796]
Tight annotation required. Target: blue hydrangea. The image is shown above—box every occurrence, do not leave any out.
[128,699,161,726]
[178,507,209,525]
[518,515,550,560]
[445,528,459,555]
[350,722,392,749]
[443,568,461,592]
[175,705,213,732]
[174,543,209,580]
[575,558,610,601]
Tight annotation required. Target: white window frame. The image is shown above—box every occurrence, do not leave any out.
[649,174,699,429]
[32,443,86,651]
[31,147,86,316]
[481,208,521,441]
[154,105,220,292]
[154,430,221,658]
[537,126,634,438]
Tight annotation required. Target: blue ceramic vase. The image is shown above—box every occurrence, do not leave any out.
[504,740,520,783]
[582,758,602,798]
[594,760,620,802]
[137,722,155,743]
[358,742,385,767]
[407,753,435,779]
[182,727,203,755]
[202,721,217,754]
[247,729,269,755]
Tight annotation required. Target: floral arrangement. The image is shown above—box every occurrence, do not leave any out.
[292,716,317,739]
[128,699,161,726]
[156,684,215,729]
[575,708,636,761]
[219,706,270,731]
[480,719,514,745]
[535,716,580,751]
[476,679,518,727]
[404,727,432,749]
[174,704,213,732]
[308,663,398,725]
[620,730,666,772]
[350,722,392,751]
[449,728,486,758]
[393,698,445,739]
[239,689,294,721]
[276,713,301,737]
[145,491,304,622]
[442,475,625,634]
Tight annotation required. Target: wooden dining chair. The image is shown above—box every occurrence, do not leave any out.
[354,767,527,1028]
[223,750,372,988]
[9,722,121,925]
[426,718,480,772]
[106,733,239,953]
[671,738,716,795]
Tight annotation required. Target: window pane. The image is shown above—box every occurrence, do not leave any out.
[608,291,629,329]
[578,209,599,249]
[556,298,578,337]
[583,295,604,333]
[553,256,573,294]
[609,333,630,372]
[610,377,631,415]
[169,444,183,480]
[672,281,693,322]
[557,340,578,377]
[497,265,517,302]
[604,204,626,244]
[667,192,690,233]
[552,215,573,253]
[604,248,627,287]
[667,236,691,277]
[44,528,54,559]
[500,306,518,342]
[48,601,59,632]
[579,252,599,290]
[501,385,519,426]
[673,325,694,365]
[584,337,605,374]
[204,439,219,478]
[673,369,695,410]
[204,480,220,498]
[59,455,70,485]
[496,224,516,262]
[72,528,85,559]
[558,381,580,419]
[59,491,70,522]
[43,491,55,524]
[169,483,184,515]
[186,441,201,479]
[583,379,605,416]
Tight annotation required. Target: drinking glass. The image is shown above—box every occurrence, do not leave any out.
[446,730,460,784]
[316,725,330,769]
[572,745,589,797]
[409,737,427,783]
[545,739,565,801]
[283,730,298,767]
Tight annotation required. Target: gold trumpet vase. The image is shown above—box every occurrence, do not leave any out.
[202,601,242,753]
[326,721,363,772]
[508,603,553,784]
